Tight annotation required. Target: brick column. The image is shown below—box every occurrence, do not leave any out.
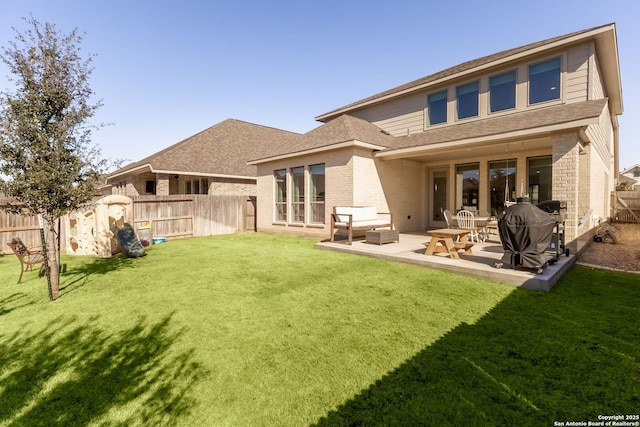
[552,132,579,252]
[156,173,170,195]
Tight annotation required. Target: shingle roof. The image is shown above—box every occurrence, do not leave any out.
[250,114,395,162]
[250,100,608,163]
[317,23,615,122]
[108,119,300,179]
[387,99,608,151]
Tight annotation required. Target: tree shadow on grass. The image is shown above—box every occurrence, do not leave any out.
[0,293,35,317]
[59,255,142,296]
[0,313,205,426]
[313,268,640,426]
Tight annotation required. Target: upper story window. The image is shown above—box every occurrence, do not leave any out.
[427,91,447,125]
[490,71,516,113]
[529,58,561,104]
[456,82,479,119]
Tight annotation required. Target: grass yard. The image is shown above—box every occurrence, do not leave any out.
[0,233,638,426]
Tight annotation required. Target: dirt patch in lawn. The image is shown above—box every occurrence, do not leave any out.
[577,222,640,272]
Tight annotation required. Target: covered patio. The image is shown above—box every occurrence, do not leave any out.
[316,232,576,291]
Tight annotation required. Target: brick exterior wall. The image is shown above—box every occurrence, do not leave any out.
[255,147,425,238]
[208,178,256,196]
[552,132,581,253]
[109,172,256,198]
[256,148,354,238]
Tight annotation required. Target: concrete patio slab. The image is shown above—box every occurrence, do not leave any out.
[315,232,576,291]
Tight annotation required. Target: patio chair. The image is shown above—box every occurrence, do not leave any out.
[6,237,45,284]
[443,209,456,229]
[456,210,480,243]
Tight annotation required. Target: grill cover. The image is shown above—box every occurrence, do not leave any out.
[498,199,556,269]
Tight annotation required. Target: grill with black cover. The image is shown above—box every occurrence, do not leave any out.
[498,197,556,273]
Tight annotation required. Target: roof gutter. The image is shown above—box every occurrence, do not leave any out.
[107,163,255,182]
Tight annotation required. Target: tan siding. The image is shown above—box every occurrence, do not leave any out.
[591,53,605,100]
[585,101,613,168]
[566,44,590,104]
[351,93,425,136]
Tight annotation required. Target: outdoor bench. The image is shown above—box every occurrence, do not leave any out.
[330,206,394,245]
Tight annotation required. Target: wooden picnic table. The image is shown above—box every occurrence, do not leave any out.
[423,228,475,259]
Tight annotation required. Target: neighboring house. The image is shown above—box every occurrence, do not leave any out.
[105,119,300,197]
[620,164,640,189]
[250,23,623,254]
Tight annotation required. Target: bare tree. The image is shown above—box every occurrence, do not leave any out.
[0,17,108,300]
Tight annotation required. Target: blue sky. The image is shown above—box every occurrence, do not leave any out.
[1,0,639,170]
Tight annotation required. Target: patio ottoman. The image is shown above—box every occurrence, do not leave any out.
[366,229,399,245]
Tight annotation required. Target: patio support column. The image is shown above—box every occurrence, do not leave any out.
[156,173,170,195]
[552,132,580,253]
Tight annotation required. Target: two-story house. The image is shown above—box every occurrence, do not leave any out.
[250,23,623,254]
[620,164,640,189]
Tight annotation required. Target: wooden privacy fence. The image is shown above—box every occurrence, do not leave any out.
[0,211,42,255]
[612,190,640,223]
[1,195,256,254]
[131,195,256,239]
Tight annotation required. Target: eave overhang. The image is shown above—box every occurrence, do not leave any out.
[106,164,255,182]
[248,140,388,165]
[376,116,599,161]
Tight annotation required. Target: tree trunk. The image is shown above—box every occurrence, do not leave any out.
[46,224,60,300]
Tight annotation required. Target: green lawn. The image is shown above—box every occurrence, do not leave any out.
[0,233,638,426]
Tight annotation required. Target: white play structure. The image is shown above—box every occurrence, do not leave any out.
[65,195,134,257]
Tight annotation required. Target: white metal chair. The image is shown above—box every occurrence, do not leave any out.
[456,210,480,243]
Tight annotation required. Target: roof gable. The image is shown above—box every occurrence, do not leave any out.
[621,164,640,174]
[249,115,396,163]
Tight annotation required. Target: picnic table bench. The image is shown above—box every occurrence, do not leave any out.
[423,228,474,259]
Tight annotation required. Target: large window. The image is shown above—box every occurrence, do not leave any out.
[184,178,208,195]
[490,71,516,112]
[428,91,447,125]
[291,167,305,223]
[456,82,479,119]
[528,156,552,204]
[274,169,287,221]
[529,58,560,104]
[274,164,326,225]
[310,164,325,223]
[489,159,517,214]
[456,163,479,212]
